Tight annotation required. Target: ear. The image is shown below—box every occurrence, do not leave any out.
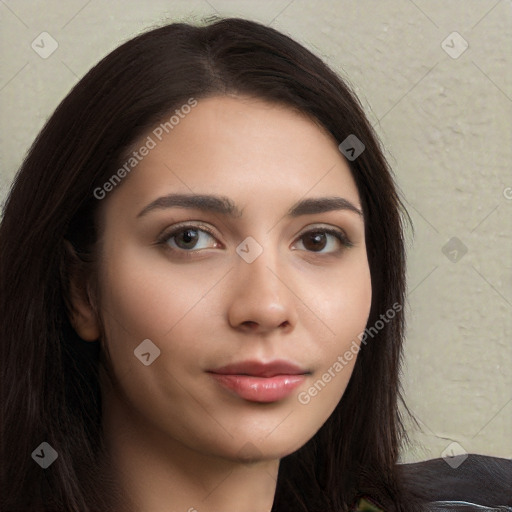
[63,240,101,341]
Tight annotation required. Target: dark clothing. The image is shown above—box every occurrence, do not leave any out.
[354,454,512,511]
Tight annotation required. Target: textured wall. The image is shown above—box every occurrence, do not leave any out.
[1,0,510,463]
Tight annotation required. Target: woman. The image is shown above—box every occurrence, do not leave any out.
[0,16,438,512]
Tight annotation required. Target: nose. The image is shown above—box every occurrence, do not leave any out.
[227,247,298,335]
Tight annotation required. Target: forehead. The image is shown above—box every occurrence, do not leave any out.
[101,95,361,218]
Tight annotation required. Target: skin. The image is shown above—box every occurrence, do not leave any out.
[69,95,372,512]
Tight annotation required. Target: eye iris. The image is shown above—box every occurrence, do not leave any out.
[303,232,327,251]
[176,228,199,249]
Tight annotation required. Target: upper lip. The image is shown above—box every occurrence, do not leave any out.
[207,360,309,378]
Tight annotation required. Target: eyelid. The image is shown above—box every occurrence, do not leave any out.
[296,223,351,240]
[154,222,220,249]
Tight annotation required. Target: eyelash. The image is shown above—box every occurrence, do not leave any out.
[155,222,353,258]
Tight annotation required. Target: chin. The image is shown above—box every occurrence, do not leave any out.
[209,429,315,465]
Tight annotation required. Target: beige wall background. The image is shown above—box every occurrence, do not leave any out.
[1,0,510,463]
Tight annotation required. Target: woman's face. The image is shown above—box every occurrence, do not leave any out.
[92,95,372,462]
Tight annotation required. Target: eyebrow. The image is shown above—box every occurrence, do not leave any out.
[137,193,363,219]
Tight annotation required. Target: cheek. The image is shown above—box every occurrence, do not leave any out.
[99,242,220,335]
[301,257,372,405]
[322,269,371,327]
[96,244,226,380]
[309,254,372,343]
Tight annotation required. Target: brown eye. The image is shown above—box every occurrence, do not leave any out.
[302,231,328,251]
[158,225,219,252]
[174,228,200,249]
[294,227,353,254]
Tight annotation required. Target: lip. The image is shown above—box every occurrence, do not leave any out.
[207,360,309,403]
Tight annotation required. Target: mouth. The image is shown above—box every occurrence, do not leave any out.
[206,360,310,403]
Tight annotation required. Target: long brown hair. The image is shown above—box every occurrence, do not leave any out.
[1,17,424,511]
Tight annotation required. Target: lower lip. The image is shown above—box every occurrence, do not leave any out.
[208,373,307,403]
